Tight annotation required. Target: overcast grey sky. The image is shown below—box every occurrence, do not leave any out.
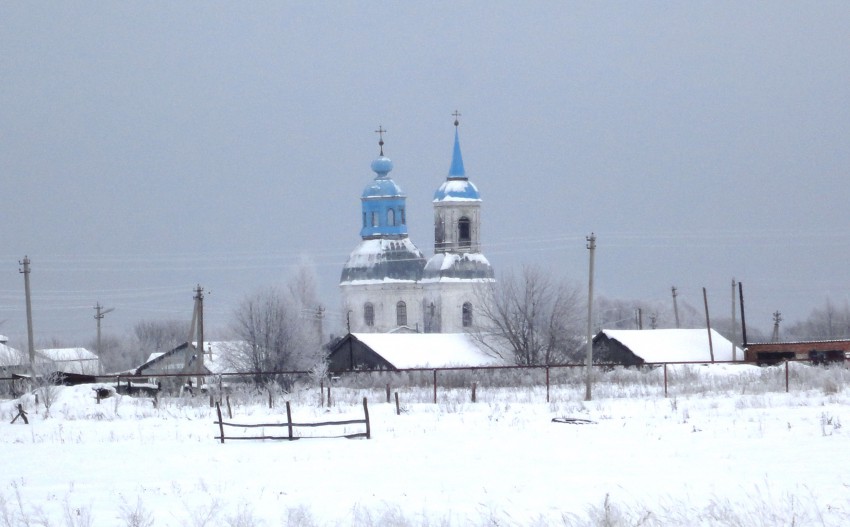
[2,2,849,347]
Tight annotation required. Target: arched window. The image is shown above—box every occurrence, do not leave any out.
[458,217,471,248]
[371,211,379,227]
[364,303,375,327]
[462,302,473,327]
[387,208,395,226]
[396,301,407,327]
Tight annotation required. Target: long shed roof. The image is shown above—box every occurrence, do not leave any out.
[597,328,743,363]
[350,332,505,369]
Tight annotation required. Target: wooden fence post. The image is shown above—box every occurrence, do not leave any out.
[327,384,332,407]
[268,389,273,409]
[471,382,477,403]
[433,369,437,404]
[320,379,325,407]
[545,367,550,403]
[286,401,293,441]
[226,395,232,419]
[363,397,371,440]
[395,392,400,415]
[209,395,214,408]
[663,363,668,398]
[10,404,28,424]
[785,360,790,393]
[386,383,391,403]
[215,402,225,444]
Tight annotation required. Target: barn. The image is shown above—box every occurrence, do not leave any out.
[328,332,506,371]
[133,341,238,393]
[744,340,850,365]
[592,328,743,366]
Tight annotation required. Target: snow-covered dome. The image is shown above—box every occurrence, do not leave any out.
[423,252,494,281]
[433,179,480,202]
[341,238,426,283]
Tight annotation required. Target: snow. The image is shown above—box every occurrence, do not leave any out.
[601,328,744,363]
[2,365,850,526]
[351,332,505,368]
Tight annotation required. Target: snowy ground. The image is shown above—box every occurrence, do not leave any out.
[1,363,849,526]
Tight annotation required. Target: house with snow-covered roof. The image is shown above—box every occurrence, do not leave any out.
[340,116,494,336]
[134,341,237,376]
[0,336,100,376]
[37,347,100,375]
[328,332,506,371]
[592,328,743,366]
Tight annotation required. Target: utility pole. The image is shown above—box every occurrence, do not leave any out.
[585,233,596,401]
[94,303,114,368]
[703,287,714,362]
[671,286,680,329]
[738,282,748,349]
[731,278,737,361]
[346,309,354,370]
[194,285,205,388]
[19,256,35,370]
[316,306,325,351]
[772,310,782,343]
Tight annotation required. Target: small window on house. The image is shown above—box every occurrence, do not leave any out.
[364,303,375,327]
[462,302,473,327]
[396,301,407,327]
[371,211,378,227]
[458,217,471,248]
[387,208,395,226]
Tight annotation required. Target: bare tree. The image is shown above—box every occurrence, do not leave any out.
[225,285,318,387]
[473,265,584,365]
[786,298,850,340]
[132,319,190,362]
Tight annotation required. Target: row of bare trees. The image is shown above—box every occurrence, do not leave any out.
[10,260,846,380]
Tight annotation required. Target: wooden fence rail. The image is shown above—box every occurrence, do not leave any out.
[214,397,371,443]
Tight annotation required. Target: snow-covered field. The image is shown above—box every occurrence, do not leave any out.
[2,363,849,526]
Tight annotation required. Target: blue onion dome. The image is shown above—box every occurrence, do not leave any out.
[371,155,394,176]
[362,155,405,199]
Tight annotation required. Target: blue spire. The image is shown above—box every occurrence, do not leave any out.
[449,127,466,179]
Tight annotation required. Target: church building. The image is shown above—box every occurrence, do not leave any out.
[340,116,494,334]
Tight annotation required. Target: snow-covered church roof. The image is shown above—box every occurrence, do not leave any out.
[422,252,494,281]
[340,238,426,283]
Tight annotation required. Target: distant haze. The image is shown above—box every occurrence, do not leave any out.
[2,3,849,346]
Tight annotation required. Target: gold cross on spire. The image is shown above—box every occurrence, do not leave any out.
[452,110,461,127]
[375,125,386,155]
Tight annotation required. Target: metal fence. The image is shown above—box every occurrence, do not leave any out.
[2,358,847,402]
